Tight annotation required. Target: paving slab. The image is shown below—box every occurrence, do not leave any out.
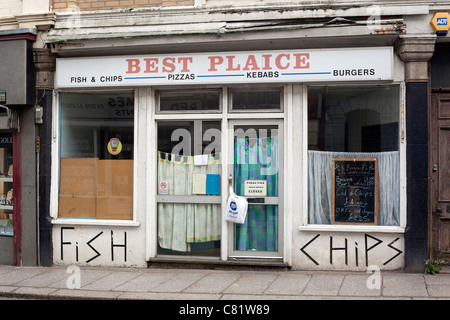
[82,271,142,291]
[0,267,16,277]
[264,273,311,295]
[223,273,278,295]
[183,273,241,294]
[0,267,46,286]
[338,274,381,297]
[114,271,176,292]
[302,274,344,296]
[151,272,205,292]
[382,274,428,297]
[427,285,450,298]
[424,274,450,285]
[16,268,68,287]
[424,274,450,298]
[49,268,112,289]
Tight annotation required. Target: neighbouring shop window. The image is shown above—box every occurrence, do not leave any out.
[158,90,221,112]
[231,89,282,111]
[0,133,13,235]
[157,120,221,256]
[58,92,134,220]
[307,85,400,226]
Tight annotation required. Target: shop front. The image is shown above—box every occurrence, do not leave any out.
[50,46,407,270]
[0,28,39,266]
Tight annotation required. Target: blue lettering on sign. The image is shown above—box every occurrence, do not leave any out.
[437,17,448,26]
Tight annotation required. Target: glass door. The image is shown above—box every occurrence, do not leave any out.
[228,120,283,259]
[156,119,222,257]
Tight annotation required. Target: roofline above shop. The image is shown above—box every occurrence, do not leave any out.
[44,2,434,57]
[48,24,404,57]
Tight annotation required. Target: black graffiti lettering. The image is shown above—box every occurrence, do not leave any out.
[60,227,75,260]
[300,234,320,265]
[86,232,103,263]
[301,233,403,268]
[76,242,79,262]
[111,230,127,262]
[330,236,348,265]
[383,237,403,265]
[365,234,383,267]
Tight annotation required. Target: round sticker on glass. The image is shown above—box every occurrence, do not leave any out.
[107,138,122,155]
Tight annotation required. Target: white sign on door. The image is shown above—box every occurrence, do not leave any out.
[244,180,267,197]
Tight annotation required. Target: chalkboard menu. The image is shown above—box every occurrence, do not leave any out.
[331,158,378,225]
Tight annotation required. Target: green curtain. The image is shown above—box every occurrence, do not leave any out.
[233,136,278,251]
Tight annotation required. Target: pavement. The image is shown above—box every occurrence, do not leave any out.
[0,264,449,303]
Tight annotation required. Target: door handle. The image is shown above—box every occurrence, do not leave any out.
[434,206,443,216]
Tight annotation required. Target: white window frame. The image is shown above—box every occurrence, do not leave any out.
[298,82,407,234]
[50,88,142,227]
[146,85,289,263]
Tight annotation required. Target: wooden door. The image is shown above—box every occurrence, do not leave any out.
[430,92,450,262]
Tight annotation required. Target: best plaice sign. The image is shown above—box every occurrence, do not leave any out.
[55,47,393,88]
[430,12,450,35]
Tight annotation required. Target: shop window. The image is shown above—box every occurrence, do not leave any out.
[307,85,400,226]
[0,133,13,235]
[58,92,134,220]
[157,120,221,256]
[230,89,282,111]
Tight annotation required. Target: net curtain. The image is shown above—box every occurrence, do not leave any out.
[308,150,400,226]
[233,136,279,251]
[157,152,221,252]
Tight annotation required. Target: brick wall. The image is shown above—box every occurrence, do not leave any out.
[52,0,195,12]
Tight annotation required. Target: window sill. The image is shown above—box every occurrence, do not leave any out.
[52,218,140,227]
[298,224,405,234]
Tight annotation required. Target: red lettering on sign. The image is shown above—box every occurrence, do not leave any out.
[126,59,141,73]
[208,56,224,71]
[226,56,240,71]
[293,53,310,69]
[144,58,158,73]
[178,57,193,72]
[275,54,290,69]
[262,54,272,70]
[243,55,260,71]
[126,52,310,75]
[162,57,175,73]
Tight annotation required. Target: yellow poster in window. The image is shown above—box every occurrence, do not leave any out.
[107,138,122,155]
